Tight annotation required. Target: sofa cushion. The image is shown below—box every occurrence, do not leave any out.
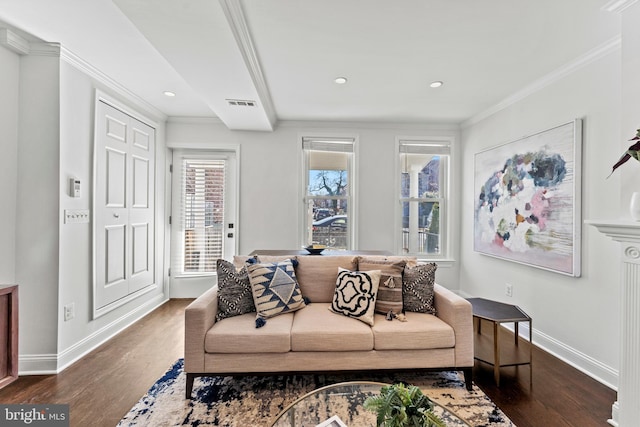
[357,257,406,315]
[295,255,358,302]
[385,256,418,268]
[247,259,306,326]
[403,263,438,314]
[257,255,298,264]
[371,311,455,350]
[291,303,374,351]
[215,259,256,322]
[232,255,257,268]
[205,312,294,353]
[330,268,381,326]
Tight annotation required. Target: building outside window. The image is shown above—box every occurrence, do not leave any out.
[179,158,225,273]
[398,139,450,257]
[302,137,355,250]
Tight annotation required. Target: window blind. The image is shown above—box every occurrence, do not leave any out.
[399,141,450,155]
[302,137,354,152]
[178,158,226,274]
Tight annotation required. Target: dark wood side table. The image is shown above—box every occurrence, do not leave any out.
[0,285,18,390]
[467,297,532,387]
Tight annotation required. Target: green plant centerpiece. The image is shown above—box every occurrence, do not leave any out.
[363,383,446,427]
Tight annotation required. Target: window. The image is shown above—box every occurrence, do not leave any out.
[398,139,450,257]
[178,158,225,273]
[302,137,355,250]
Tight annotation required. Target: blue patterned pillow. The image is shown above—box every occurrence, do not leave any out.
[246,259,306,328]
[330,268,381,326]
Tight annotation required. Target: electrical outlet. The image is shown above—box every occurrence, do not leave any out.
[64,303,75,321]
[505,283,513,297]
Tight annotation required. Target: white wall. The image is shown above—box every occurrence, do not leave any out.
[620,4,640,205]
[0,45,19,284]
[3,44,169,373]
[56,60,169,368]
[15,52,61,364]
[166,120,462,289]
[460,48,621,387]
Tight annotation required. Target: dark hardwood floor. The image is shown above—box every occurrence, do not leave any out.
[0,299,191,427]
[0,299,616,426]
[472,326,616,427]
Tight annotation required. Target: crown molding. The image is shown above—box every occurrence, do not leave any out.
[0,28,30,55]
[28,42,61,57]
[219,0,277,130]
[602,0,639,13]
[278,119,461,132]
[462,35,621,128]
[167,116,225,125]
[59,46,166,122]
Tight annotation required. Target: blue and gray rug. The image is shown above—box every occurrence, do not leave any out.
[118,359,515,426]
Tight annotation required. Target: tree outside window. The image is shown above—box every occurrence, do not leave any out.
[303,137,354,250]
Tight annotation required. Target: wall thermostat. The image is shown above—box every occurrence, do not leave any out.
[70,178,81,198]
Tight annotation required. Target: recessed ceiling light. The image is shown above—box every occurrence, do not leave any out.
[334,77,348,85]
[430,81,443,88]
[163,91,176,97]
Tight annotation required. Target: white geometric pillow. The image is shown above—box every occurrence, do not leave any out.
[246,259,306,328]
[330,268,381,326]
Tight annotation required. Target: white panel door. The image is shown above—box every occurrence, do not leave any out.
[128,119,155,293]
[95,100,155,312]
[170,149,237,298]
[95,103,130,307]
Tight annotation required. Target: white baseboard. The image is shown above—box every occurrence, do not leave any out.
[19,293,169,375]
[456,290,618,390]
[518,322,618,390]
[18,354,58,375]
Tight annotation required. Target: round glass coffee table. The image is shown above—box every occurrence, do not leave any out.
[270,381,469,427]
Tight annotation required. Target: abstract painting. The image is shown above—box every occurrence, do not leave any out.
[474,119,582,276]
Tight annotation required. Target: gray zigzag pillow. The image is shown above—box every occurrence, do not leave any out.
[402,263,437,314]
[215,259,256,322]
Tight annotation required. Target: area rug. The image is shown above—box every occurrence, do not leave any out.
[118,359,515,426]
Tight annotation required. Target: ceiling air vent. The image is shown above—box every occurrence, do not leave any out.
[226,99,257,107]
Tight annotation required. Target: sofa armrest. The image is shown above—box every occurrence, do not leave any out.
[433,284,473,367]
[184,286,219,373]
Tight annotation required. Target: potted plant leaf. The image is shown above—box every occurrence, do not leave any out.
[608,128,640,177]
[363,383,446,427]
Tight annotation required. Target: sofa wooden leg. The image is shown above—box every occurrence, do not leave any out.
[463,368,473,391]
[186,373,196,399]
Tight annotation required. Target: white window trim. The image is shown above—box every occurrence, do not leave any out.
[395,136,454,262]
[298,133,359,250]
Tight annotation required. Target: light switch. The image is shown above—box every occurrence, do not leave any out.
[65,209,90,224]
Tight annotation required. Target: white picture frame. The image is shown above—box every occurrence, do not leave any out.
[473,119,582,277]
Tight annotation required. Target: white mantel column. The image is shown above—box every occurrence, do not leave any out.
[587,220,640,427]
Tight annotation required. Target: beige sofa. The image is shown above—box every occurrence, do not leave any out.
[184,255,474,398]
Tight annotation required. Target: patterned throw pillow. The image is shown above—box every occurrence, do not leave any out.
[403,263,438,314]
[357,257,406,315]
[215,259,256,322]
[246,259,307,328]
[330,268,381,326]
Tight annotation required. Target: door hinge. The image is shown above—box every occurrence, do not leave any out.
[169,215,172,225]
[169,164,173,173]
[168,268,171,277]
